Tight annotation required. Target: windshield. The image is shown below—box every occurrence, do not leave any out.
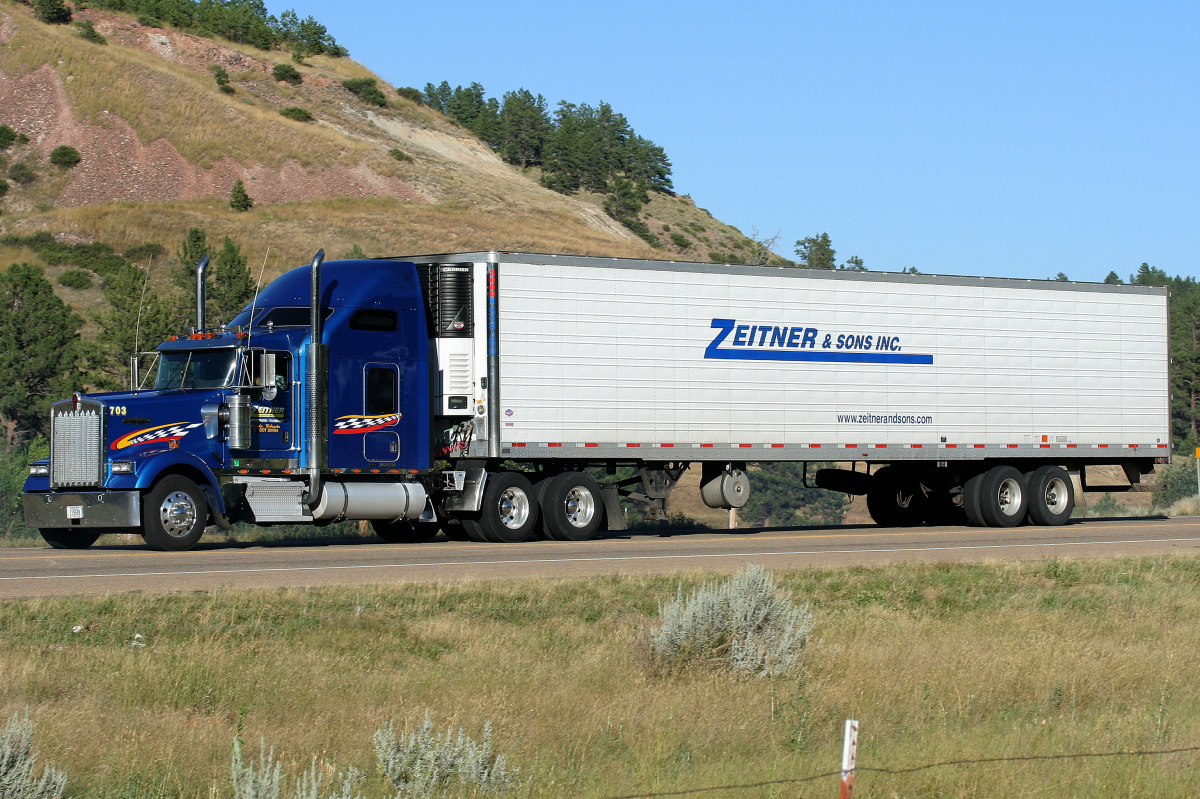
[153,350,239,389]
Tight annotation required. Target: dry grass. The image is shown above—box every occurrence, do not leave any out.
[0,11,384,170]
[3,197,659,287]
[2,558,1200,798]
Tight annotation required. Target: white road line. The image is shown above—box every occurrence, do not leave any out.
[4,536,1200,583]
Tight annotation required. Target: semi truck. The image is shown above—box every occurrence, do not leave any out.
[22,250,1171,551]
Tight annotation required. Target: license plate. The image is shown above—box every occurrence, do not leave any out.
[66,505,84,519]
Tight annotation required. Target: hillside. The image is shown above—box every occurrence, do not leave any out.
[0,2,766,275]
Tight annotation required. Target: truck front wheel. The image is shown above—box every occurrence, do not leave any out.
[39,528,101,549]
[142,476,208,551]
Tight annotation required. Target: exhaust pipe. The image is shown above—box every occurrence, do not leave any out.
[303,250,326,505]
[195,255,210,330]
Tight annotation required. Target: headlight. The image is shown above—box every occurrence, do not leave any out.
[28,464,49,476]
[110,461,135,475]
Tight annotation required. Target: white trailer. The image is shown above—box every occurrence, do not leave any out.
[400,251,1170,541]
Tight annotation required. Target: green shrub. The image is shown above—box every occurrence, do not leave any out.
[279,107,314,122]
[0,126,18,150]
[648,564,814,678]
[7,163,35,186]
[670,232,691,248]
[0,179,7,198]
[33,0,71,24]
[73,19,106,43]
[57,269,92,289]
[395,86,423,104]
[230,179,253,212]
[124,242,166,263]
[0,711,67,799]
[212,66,233,94]
[388,148,412,163]
[373,713,518,797]
[271,63,303,85]
[342,77,387,107]
[136,15,161,27]
[48,146,80,169]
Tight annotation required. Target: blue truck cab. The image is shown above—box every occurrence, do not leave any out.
[22,255,437,550]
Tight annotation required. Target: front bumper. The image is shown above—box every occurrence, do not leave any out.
[23,491,141,529]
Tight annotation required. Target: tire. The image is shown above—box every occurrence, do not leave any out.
[372,519,440,543]
[142,476,208,551]
[962,472,986,526]
[977,466,1028,528]
[541,472,604,541]
[39,528,101,549]
[461,472,538,543]
[1025,465,1074,526]
[866,466,927,527]
[441,519,472,541]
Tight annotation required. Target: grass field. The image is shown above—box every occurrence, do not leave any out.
[2,557,1200,798]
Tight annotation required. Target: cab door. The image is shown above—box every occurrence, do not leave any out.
[253,351,293,455]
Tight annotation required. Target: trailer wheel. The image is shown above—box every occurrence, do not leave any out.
[866,466,926,527]
[976,466,1028,527]
[142,476,207,551]
[39,528,102,549]
[461,472,538,543]
[541,472,603,541]
[372,519,440,543]
[962,473,986,526]
[1025,466,1073,526]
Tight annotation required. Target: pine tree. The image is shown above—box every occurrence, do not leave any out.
[230,179,253,212]
[92,264,174,390]
[174,227,210,292]
[207,237,254,325]
[0,263,82,448]
[498,89,550,168]
[794,233,836,269]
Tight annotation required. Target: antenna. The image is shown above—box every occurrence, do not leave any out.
[131,255,154,390]
[245,246,270,351]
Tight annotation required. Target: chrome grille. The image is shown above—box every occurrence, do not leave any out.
[51,400,104,488]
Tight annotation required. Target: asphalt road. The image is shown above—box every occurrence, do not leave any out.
[3,517,1200,600]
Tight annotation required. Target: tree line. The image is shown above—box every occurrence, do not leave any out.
[421,82,673,246]
[0,229,253,451]
[22,0,345,57]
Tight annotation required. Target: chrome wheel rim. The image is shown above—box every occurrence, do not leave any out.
[497,488,531,529]
[1044,477,1069,514]
[563,486,596,528]
[996,477,1023,518]
[158,491,198,537]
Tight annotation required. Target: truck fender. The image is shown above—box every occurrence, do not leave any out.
[132,450,226,515]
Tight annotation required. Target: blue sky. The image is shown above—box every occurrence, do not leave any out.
[276,1,1198,283]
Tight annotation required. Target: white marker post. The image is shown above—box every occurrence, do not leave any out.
[840,719,859,799]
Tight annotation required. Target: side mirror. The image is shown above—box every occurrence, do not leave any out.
[258,352,278,400]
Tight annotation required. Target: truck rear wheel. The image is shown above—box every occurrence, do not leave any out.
[372,519,440,543]
[976,466,1027,527]
[142,476,207,551]
[1025,465,1073,526]
[541,472,603,541]
[866,466,926,527]
[39,528,101,549]
[461,472,538,543]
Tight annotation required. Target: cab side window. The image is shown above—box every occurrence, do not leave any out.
[366,367,397,416]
